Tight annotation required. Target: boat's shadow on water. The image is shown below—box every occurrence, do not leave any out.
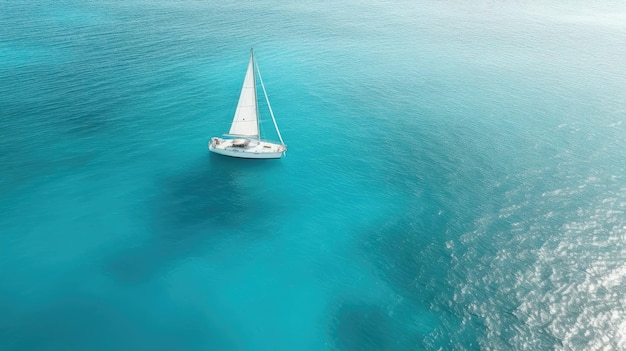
[104,153,286,284]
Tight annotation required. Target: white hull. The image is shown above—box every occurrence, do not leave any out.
[208,137,285,159]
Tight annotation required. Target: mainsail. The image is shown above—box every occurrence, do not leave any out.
[228,53,259,138]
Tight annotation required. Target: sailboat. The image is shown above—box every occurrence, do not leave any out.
[209,49,287,159]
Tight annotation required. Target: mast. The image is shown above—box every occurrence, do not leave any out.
[251,48,260,141]
[256,58,285,146]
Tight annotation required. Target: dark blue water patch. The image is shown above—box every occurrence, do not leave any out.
[357,210,469,347]
[329,302,390,351]
[355,177,497,350]
[105,243,184,285]
[1,64,134,140]
[363,214,451,303]
[0,291,238,351]
[0,119,118,203]
[0,6,215,140]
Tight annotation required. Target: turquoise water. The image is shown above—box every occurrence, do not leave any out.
[1,1,625,350]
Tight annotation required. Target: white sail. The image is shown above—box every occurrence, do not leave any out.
[228,53,259,138]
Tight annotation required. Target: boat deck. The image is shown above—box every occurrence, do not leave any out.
[209,137,286,159]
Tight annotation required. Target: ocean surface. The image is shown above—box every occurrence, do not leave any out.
[1,1,625,350]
